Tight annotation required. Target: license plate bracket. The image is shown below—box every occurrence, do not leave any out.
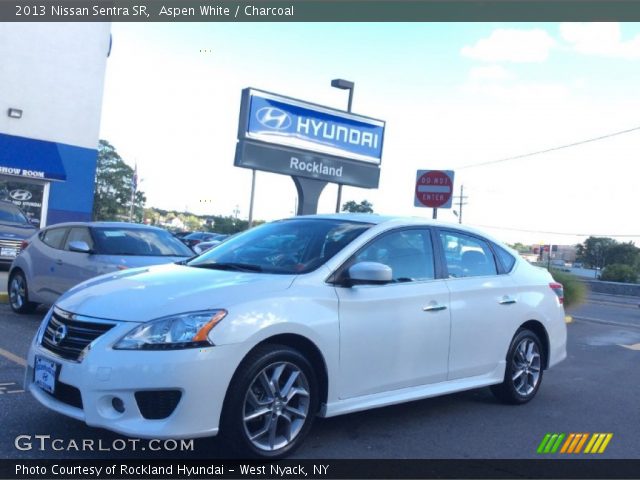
[34,356,59,394]
[0,247,18,257]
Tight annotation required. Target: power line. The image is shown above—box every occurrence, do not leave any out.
[458,125,640,169]
[471,224,640,238]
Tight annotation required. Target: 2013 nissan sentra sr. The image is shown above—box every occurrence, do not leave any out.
[26,214,567,458]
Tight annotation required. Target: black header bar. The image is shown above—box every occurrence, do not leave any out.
[3,0,640,22]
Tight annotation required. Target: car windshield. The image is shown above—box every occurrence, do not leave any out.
[0,202,30,225]
[187,218,372,274]
[93,227,194,257]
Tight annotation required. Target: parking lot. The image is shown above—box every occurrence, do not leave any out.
[0,285,638,460]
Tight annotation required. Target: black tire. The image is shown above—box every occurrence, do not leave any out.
[491,329,544,405]
[8,270,38,314]
[221,344,318,459]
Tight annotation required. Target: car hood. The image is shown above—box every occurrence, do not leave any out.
[55,263,295,322]
[0,222,36,239]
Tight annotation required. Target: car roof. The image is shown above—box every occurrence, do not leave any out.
[289,214,512,248]
[42,221,165,231]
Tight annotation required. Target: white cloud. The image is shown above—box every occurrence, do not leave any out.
[461,28,556,63]
[560,22,640,59]
[468,65,516,81]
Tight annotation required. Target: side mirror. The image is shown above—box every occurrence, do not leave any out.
[68,240,92,254]
[345,262,392,286]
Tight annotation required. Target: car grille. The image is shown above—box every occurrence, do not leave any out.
[41,307,116,362]
[135,390,182,419]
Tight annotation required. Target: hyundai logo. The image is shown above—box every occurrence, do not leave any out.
[256,107,291,130]
[9,189,32,201]
[52,324,68,346]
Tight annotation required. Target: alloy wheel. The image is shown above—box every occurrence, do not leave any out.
[242,361,311,452]
[9,275,26,310]
[512,338,541,396]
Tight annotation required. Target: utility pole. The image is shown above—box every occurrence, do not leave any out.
[453,185,468,224]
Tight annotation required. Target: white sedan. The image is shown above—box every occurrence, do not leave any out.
[26,214,567,458]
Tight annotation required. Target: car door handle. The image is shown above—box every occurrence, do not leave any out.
[423,304,447,312]
[499,297,517,305]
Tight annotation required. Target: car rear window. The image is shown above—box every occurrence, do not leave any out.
[92,227,194,257]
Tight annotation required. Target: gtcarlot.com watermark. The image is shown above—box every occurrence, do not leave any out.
[15,434,195,452]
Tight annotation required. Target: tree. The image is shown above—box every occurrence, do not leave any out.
[93,140,146,222]
[342,200,374,213]
[575,236,617,270]
[607,242,640,270]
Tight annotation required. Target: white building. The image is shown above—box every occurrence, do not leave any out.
[0,23,111,226]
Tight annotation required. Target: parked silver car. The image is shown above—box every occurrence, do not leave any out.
[8,222,194,313]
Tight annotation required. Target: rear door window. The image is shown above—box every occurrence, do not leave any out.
[438,230,498,278]
[40,228,67,250]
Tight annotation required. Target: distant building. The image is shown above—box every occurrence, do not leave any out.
[0,24,111,226]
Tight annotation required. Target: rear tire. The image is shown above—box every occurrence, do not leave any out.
[8,271,38,314]
[491,329,544,404]
[221,344,318,459]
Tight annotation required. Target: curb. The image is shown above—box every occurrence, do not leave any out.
[0,292,7,304]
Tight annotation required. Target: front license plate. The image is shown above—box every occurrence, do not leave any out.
[0,247,17,257]
[34,356,58,394]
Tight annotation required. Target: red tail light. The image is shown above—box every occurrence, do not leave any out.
[549,282,564,304]
[20,240,29,251]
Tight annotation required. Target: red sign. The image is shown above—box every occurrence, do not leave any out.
[414,170,454,208]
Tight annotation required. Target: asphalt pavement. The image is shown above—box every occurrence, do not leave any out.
[0,289,638,460]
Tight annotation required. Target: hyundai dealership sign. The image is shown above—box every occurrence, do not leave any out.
[235,88,385,188]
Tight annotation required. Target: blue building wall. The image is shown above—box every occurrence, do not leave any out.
[47,143,98,225]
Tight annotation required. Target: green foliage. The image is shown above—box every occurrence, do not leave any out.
[601,264,638,283]
[508,242,530,253]
[341,200,374,213]
[93,140,146,222]
[575,236,617,269]
[607,242,640,269]
[144,206,264,235]
[549,270,587,308]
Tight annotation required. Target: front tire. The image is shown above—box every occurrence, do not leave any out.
[222,344,318,459]
[491,329,544,404]
[8,271,38,314]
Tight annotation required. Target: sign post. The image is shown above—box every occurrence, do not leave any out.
[414,170,455,219]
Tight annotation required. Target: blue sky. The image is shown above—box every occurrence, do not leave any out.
[100,22,640,245]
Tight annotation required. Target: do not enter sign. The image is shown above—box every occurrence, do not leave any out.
[414,170,455,208]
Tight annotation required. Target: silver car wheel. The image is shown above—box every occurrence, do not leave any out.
[9,275,26,310]
[242,361,310,452]
[512,338,541,396]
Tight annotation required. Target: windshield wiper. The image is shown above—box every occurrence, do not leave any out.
[192,262,263,272]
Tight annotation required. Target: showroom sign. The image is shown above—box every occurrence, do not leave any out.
[235,88,385,189]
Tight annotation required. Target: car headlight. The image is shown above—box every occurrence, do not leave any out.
[113,310,227,350]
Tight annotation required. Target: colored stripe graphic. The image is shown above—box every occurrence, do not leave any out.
[539,433,613,454]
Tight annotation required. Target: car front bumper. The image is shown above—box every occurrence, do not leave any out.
[25,319,247,440]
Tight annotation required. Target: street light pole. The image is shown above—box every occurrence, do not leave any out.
[331,78,354,213]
